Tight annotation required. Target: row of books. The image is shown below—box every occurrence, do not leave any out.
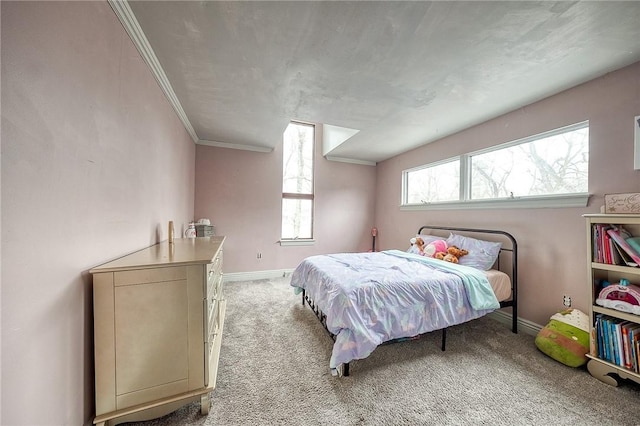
[592,224,640,267]
[593,314,640,372]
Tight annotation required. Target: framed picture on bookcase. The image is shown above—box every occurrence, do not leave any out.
[634,115,640,170]
[604,193,640,214]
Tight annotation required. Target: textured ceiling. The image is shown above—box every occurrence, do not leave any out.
[127,1,640,164]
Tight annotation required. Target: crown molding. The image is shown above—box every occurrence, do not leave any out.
[198,139,273,153]
[108,0,199,143]
[325,156,376,166]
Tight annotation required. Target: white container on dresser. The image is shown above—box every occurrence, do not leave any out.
[90,236,225,426]
[584,214,640,387]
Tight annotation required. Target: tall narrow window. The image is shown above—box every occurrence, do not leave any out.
[282,122,314,240]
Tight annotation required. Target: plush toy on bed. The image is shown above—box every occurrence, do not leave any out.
[411,237,448,258]
[422,239,448,258]
[435,245,469,263]
[411,237,426,254]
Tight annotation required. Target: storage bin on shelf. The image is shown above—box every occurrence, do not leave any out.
[595,279,640,315]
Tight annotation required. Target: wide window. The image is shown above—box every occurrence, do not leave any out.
[405,159,460,204]
[281,122,314,240]
[402,122,589,209]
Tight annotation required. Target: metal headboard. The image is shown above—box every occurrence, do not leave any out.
[417,225,518,333]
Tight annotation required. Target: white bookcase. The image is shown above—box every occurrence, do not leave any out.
[584,214,640,386]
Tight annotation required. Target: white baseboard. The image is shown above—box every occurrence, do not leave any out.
[488,309,542,336]
[223,269,295,282]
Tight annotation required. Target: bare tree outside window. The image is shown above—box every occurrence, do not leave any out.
[282,122,314,239]
[402,122,589,205]
[406,160,460,204]
[471,126,588,200]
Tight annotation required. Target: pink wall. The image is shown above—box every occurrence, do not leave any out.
[1,2,195,425]
[194,124,377,273]
[2,1,639,423]
[375,61,640,326]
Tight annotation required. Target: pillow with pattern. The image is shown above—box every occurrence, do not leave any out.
[446,233,502,270]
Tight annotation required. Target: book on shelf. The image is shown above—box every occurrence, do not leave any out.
[637,337,640,373]
[609,318,617,364]
[601,224,611,263]
[606,227,640,265]
[621,322,634,370]
[613,242,638,267]
[609,318,619,365]
[610,239,624,265]
[593,225,600,262]
[627,237,640,254]
[595,315,640,372]
[612,319,622,366]
[604,233,614,265]
[593,224,611,264]
[591,224,636,266]
[602,317,612,362]
[594,314,604,359]
[593,225,601,262]
[631,324,640,372]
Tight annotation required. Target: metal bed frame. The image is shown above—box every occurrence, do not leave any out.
[300,225,518,377]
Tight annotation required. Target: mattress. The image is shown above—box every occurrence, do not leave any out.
[485,269,511,302]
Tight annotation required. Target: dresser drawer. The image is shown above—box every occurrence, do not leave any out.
[206,254,223,293]
[209,273,223,301]
[210,250,223,273]
[115,266,186,286]
[205,296,219,334]
[206,271,217,299]
[203,329,217,387]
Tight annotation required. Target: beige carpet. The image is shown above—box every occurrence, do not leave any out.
[126,277,640,426]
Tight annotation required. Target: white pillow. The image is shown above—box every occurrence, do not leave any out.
[446,233,502,270]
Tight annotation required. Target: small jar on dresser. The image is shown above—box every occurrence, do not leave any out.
[90,236,225,426]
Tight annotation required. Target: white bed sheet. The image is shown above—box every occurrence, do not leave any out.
[485,269,511,302]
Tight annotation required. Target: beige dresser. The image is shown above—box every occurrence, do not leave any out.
[90,236,225,426]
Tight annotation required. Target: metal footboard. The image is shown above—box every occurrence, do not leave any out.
[301,289,446,377]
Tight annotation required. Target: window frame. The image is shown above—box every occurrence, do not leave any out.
[280,121,316,245]
[401,121,591,210]
[401,157,462,205]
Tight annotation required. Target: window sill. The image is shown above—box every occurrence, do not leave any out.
[400,193,590,211]
[279,239,316,246]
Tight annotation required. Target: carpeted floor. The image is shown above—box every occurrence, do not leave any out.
[125,277,640,426]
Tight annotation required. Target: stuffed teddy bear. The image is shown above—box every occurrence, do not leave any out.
[435,245,469,263]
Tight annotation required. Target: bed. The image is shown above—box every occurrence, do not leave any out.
[290,225,518,376]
